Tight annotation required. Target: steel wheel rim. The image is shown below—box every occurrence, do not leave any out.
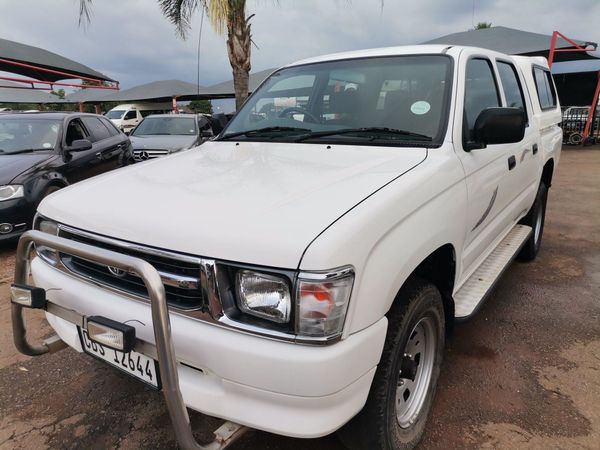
[395,316,437,429]
[534,204,543,244]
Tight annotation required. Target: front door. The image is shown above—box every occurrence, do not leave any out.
[454,51,526,280]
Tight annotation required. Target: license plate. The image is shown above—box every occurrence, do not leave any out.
[78,328,160,389]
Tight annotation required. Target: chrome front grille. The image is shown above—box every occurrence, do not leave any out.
[133,149,170,161]
[57,226,205,311]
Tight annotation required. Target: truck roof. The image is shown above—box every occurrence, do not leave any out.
[286,44,547,68]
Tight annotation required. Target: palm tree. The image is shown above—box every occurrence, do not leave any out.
[79,0,253,110]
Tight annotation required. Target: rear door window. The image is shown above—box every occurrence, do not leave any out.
[533,67,557,110]
[81,117,112,142]
[497,61,528,123]
[100,117,121,136]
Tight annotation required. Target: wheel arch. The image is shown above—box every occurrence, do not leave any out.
[541,158,554,188]
[399,244,456,333]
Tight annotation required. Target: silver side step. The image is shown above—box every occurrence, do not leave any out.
[454,224,532,319]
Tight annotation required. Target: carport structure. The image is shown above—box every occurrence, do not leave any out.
[0,37,118,107]
[66,68,276,112]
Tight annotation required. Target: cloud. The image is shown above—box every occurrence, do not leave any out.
[0,0,597,90]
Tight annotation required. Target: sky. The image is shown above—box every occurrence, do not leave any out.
[0,0,599,93]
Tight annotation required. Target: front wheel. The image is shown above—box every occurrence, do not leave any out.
[340,278,445,450]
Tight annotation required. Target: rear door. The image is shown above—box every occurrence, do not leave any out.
[81,116,128,173]
[496,59,540,218]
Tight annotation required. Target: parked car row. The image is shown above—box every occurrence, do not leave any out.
[1,110,228,241]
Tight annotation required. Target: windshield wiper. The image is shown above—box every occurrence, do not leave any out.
[293,127,433,142]
[219,126,312,140]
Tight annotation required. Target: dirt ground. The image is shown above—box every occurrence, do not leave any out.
[0,148,599,450]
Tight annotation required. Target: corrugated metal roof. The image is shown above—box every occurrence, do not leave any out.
[0,37,114,82]
[205,68,276,97]
[65,80,208,103]
[423,26,599,61]
[0,80,64,103]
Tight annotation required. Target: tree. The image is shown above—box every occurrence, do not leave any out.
[475,22,492,29]
[188,99,213,114]
[79,0,253,111]
[50,88,66,99]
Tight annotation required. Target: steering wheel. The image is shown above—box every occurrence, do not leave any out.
[279,107,320,123]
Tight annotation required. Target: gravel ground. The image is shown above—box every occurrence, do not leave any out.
[0,147,599,450]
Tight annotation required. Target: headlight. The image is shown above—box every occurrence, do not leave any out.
[0,185,24,202]
[34,217,59,264]
[296,268,354,338]
[235,270,291,323]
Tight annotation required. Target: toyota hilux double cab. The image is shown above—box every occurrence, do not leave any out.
[11,45,561,450]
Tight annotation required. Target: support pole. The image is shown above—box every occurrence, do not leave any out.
[582,71,600,143]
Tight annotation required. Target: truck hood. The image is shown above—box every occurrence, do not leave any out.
[0,153,53,185]
[130,135,197,152]
[39,141,426,268]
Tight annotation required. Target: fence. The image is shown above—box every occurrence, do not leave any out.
[561,106,600,145]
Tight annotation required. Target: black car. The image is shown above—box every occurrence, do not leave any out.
[0,112,131,241]
[128,114,214,162]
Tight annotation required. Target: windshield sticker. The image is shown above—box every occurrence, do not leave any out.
[411,101,431,115]
[42,142,52,148]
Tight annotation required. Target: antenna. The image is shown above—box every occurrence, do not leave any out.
[472,0,475,30]
[197,7,206,99]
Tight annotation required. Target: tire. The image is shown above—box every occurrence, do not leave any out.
[339,278,445,450]
[517,182,548,261]
[43,185,62,197]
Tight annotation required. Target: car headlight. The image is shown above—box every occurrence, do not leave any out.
[235,270,291,323]
[229,265,354,339]
[296,268,354,338]
[34,216,59,265]
[0,185,24,202]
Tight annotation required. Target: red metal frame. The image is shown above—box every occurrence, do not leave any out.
[548,31,600,143]
[0,57,119,91]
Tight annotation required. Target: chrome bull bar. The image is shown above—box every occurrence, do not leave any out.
[12,230,247,450]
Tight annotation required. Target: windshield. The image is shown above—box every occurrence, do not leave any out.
[0,118,61,154]
[131,116,197,136]
[105,110,125,120]
[221,55,453,146]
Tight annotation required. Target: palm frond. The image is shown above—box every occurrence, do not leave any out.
[78,0,94,27]
[159,0,230,39]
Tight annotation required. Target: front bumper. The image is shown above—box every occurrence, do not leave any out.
[16,231,386,441]
[0,197,32,241]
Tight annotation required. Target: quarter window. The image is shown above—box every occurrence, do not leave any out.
[463,58,500,144]
[533,67,557,110]
[497,61,527,122]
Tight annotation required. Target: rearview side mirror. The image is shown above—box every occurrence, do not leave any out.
[466,107,526,151]
[66,139,92,152]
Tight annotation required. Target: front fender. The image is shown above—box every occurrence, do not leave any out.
[299,149,467,335]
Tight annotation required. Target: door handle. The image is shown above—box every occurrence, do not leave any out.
[508,155,516,170]
[532,143,538,155]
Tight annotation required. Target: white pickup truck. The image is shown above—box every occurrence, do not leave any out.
[11,45,562,450]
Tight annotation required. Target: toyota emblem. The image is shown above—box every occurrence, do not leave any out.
[107,266,127,277]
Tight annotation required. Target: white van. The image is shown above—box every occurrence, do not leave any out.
[105,103,172,132]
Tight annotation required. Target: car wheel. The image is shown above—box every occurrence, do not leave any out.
[43,185,62,198]
[339,278,445,450]
[518,182,548,261]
